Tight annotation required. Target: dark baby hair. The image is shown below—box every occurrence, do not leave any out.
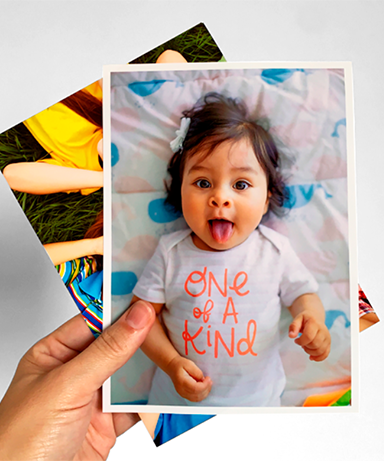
[165,92,288,216]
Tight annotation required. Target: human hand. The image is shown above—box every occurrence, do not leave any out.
[0,300,155,461]
[288,311,331,362]
[166,356,212,402]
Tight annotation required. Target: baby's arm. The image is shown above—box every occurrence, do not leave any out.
[287,293,331,362]
[130,296,212,402]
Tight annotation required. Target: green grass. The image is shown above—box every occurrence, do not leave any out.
[130,23,223,64]
[0,23,223,245]
[0,122,49,165]
[14,189,103,244]
[0,123,102,244]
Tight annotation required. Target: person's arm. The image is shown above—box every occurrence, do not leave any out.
[3,162,103,194]
[0,301,155,461]
[44,237,103,266]
[130,295,212,402]
[287,293,331,362]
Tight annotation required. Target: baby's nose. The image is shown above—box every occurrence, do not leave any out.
[209,191,231,208]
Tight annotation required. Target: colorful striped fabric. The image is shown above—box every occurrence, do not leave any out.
[57,257,103,337]
[358,285,375,318]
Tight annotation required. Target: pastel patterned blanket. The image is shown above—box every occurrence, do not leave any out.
[109,67,351,407]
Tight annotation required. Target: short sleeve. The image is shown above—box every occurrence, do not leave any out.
[279,239,319,308]
[56,260,76,285]
[56,257,96,285]
[133,239,167,304]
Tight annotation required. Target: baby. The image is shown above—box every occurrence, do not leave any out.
[131,92,331,407]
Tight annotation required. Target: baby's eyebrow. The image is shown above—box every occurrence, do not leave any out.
[187,165,209,174]
[232,166,259,174]
[187,164,259,175]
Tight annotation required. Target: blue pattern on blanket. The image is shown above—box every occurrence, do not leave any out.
[128,80,171,97]
[148,198,182,223]
[325,310,351,330]
[331,118,346,138]
[261,69,306,85]
[112,271,138,296]
[111,143,119,166]
[284,184,333,209]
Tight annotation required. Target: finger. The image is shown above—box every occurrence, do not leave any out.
[309,345,331,362]
[64,300,156,392]
[302,332,326,351]
[289,315,303,338]
[303,341,328,357]
[183,360,204,381]
[294,320,319,347]
[182,373,211,394]
[306,336,330,354]
[185,377,212,402]
[54,314,95,351]
[181,373,206,393]
[193,377,213,402]
[22,314,95,373]
[198,377,213,398]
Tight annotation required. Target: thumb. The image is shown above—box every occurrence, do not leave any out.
[183,360,205,382]
[289,314,304,338]
[65,300,155,392]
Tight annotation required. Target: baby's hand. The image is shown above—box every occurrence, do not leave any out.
[289,311,331,362]
[165,356,212,402]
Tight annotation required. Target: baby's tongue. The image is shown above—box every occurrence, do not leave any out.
[210,220,233,243]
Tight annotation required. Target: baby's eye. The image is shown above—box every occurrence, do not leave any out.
[195,179,211,189]
[233,181,250,190]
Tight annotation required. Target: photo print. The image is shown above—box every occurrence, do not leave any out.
[104,62,358,414]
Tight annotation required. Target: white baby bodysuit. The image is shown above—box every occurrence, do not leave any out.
[133,225,318,407]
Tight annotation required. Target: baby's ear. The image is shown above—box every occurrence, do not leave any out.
[263,191,272,214]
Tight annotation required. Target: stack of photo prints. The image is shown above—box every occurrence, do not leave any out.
[0,23,379,446]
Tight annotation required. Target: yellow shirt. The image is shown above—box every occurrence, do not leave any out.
[23,81,103,195]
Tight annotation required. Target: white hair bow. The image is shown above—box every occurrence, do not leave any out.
[170,117,191,153]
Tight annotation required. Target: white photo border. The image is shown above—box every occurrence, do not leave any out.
[103,62,358,415]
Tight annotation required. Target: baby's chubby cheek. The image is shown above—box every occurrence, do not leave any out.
[183,206,204,234]
[181,190,204,224]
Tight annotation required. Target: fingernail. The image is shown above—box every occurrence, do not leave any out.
[125,302,153,330]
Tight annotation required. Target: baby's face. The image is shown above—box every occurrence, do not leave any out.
[181,138,270,251]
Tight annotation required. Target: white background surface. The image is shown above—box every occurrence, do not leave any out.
[1,1,383,460]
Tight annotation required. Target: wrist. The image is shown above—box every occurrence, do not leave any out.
[86,238,100,256]
[97,170,104,187]
[307,308,325,323]
[163,354,182,377]
[290,294,325,323]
